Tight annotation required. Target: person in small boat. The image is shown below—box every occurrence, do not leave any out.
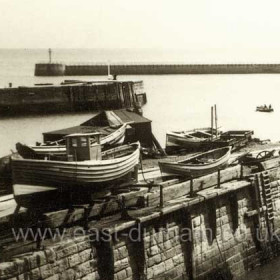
[269,104,272,109]
[264,104,267,109]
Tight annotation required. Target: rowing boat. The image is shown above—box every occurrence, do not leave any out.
[158,146,231,178]
[166,128,220,150]
[256,106,274,112]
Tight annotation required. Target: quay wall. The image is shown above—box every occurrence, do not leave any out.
[2,174,280,280]
[35,63,280,76]
[0,81,145,115]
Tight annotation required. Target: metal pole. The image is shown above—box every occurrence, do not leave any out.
[217,169,221,188]
[160,185,164,208]
[190,176,194,197]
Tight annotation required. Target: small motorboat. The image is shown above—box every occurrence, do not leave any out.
[12,133,140,209]
[158,146,231,178]
[256,105,273,112]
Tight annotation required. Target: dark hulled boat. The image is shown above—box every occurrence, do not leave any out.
[256,105,273,112]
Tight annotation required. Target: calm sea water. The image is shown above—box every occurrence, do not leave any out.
[1,48,280,157]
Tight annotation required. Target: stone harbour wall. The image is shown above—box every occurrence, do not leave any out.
[2,174,280,279]
[143,218,189,280]
[192,188,259,279]
[0,235,99,280]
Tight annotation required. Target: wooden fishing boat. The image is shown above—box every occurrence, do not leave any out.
[158,146,231,178]
[31,123,127,157]
[166,127,220,150]
[166,105,222,152]
[12,133,140,208]
[256,105,273,112]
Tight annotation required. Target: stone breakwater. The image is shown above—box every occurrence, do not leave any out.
[2,162,280,279]
[35,63,280,76]
[0,81,145,115]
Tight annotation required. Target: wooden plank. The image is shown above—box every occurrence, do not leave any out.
[160,178,181,187]
[146,164,244,207]
[258,166,280,182]
[136,180,250,223]
[43,187,149,228]
[260,157,280,170]
[37,164,240,229]
[245,206,266,218]
[152,133,167,156]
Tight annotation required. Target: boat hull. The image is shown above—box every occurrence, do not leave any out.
[12,143,140,190]
[13,184,64,209]
[159,146,231,178]
[256,106,273,112]
[13,184,113,209]
[166,129,220,151]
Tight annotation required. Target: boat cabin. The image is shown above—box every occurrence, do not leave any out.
[65,132,101,161]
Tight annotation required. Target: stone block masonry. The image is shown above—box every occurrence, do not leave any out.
[2,169,280,279]
[0,236,100,280]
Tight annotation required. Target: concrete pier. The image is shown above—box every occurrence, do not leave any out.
[35,63,280,76]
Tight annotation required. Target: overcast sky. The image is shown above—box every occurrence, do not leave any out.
[1,0,280,50]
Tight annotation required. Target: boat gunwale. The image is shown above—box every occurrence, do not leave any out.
[12,142,140,166]
[159,146,231,169]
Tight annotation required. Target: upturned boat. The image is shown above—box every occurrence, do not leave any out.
[31,123,127,157]
[158,146,231,178]
[30,111,131,157]
[12,133,140,208]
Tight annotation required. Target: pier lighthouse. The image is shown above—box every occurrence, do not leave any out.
[34,48,65,76]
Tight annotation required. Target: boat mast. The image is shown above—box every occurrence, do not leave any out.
[211,106,213,140]
[215,104,218,137]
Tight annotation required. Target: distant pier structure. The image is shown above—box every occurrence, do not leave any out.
[35,49,65,76]
[35,63,65,76]
[35,62,280,76]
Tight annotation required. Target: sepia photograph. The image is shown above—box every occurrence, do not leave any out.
[1,0,280,279]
